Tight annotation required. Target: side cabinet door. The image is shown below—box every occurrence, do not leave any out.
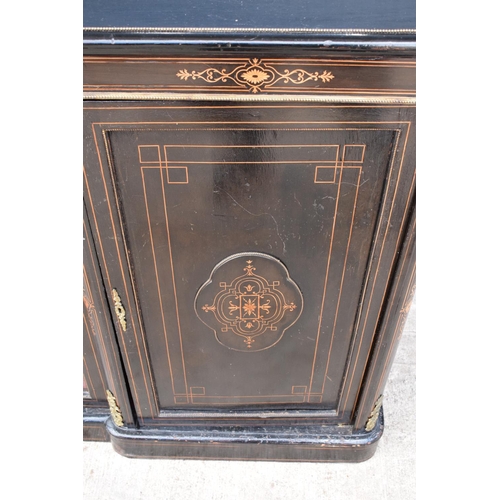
[83,206,109,405]
[83,201,135,434]
[83,102,415,424]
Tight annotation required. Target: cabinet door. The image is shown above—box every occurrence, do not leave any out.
[83,202,136,434]
[83,210,108,405]
[83,102,415,424]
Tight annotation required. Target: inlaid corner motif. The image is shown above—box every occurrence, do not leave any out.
[195,253,303,352]
[176,58,334,93]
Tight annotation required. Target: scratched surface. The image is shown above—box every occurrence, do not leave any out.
[83,101,414,422]
[82,294,416,500]
[86,104,402,414]
[83,0,416,30]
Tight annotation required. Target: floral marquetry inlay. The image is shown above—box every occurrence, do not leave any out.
[176,58,335,93]
[195,253,303,351]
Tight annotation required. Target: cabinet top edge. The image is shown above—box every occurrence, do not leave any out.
[83,0,416,32]
[82,31,416,58]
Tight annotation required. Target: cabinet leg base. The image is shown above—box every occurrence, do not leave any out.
[105,409,384,462]
[83,407,111,442]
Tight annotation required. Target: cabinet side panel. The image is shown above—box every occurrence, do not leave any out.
[353,200,416,430]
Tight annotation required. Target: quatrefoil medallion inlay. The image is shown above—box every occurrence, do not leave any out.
[195,253,303,352]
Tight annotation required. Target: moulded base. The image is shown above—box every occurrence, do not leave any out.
[83,407,111,442]
[104,409,384,462]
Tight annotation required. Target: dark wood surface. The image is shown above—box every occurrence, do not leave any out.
[83,210,109,406]
[83,1,415,58]
[106,410,384,461]
[83,0,416,30]
[83,102,415,430]
[83,55,415,97]
[353,202,416,429]
[83,203,137,432]
[83,0,416,461]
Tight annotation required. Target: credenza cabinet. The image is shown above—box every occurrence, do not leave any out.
[83,0,416,462]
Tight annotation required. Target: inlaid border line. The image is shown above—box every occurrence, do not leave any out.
[83,270,108,393]
[84,56,415,67]
[105,127,374,408]
[101,129,161,416]
[158,164,190,394]
[87,129,155,420]
[307,164,343,398]
[141,168,178,397]
[98,123,404,414]
[84,87,415,95]
[83,219,115,394]
[375,262,415,401]
[82,341,97,398]
[360,213,416,417]
[320,166,362,393]
[338,128,403,415]
[347,125,413,415]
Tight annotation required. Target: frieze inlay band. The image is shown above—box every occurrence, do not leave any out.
[176,58,335,93]
[195,253,303,351]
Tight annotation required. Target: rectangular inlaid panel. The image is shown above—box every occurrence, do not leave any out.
[83,57,416,97]
[83,102,415,422]
[100,122,401,411]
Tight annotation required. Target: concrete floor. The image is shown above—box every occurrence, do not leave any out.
[83,294,416,500]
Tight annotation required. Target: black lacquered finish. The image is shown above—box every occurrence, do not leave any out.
[83,0,416,461]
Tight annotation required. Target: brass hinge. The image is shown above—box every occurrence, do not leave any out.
[365,395,383,432]
[106,389,124,427]
[111,288,127,331]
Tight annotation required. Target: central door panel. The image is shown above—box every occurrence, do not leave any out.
[103,121,398,412]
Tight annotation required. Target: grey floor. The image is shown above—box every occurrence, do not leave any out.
[83,294,416,500]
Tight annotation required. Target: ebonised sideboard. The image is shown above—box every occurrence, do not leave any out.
[83,0,416,462]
